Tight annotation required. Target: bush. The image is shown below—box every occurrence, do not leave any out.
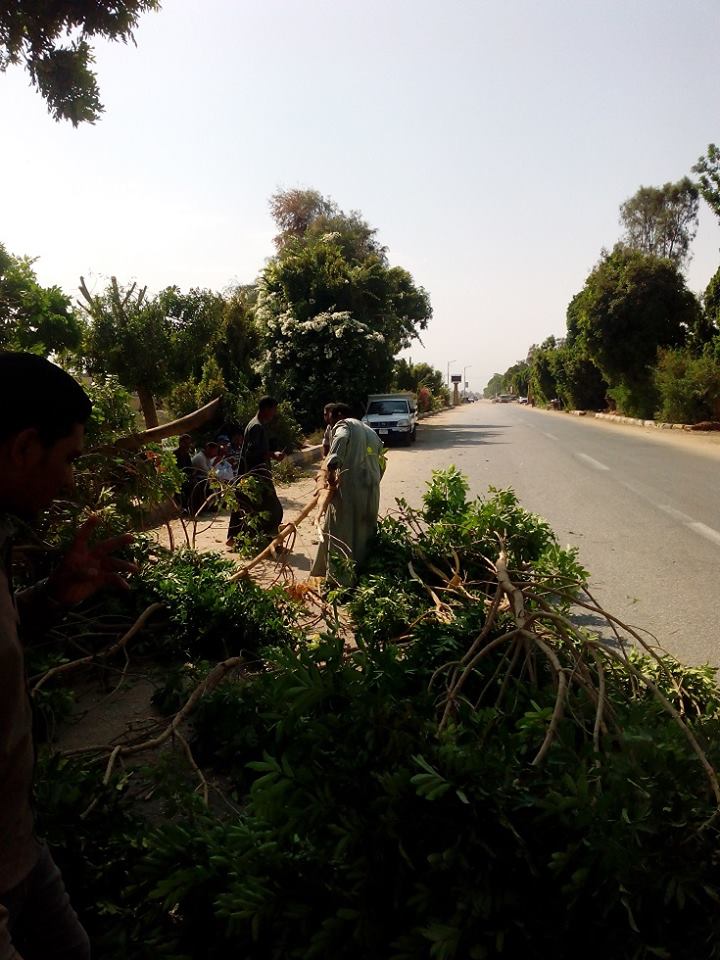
[655,346,720,423]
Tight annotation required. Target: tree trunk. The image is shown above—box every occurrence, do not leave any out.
[137,385,159,429]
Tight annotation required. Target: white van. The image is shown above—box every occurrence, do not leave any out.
[362,393,418,445]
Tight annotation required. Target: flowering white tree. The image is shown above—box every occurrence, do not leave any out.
[256,302,392,427]
[255,196,432,428]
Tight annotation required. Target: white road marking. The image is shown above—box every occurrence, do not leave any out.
[620,485,720,550]
[657,504,694,523]
[576,452,610,472]
[543,432,559,441]
[687,522,720,548]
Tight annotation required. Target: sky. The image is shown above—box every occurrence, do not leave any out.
[3,0,720,391]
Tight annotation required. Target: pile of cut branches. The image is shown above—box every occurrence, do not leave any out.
[31,468,720,960]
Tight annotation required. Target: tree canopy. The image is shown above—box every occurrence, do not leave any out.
[692,143,720,223]
[570,245,699,417]
[619,178,699,268]
[257,192,432,427]
[0,0,159,124]
[80,277,175,427]
[0,243,83,355]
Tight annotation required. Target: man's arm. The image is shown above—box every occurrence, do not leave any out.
[17,517,136,640]
[325,422,350,487]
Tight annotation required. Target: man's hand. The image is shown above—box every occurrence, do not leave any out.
[47,516,138,607]
[272,451,286,462]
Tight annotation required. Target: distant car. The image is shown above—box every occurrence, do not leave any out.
[518,396,528,404]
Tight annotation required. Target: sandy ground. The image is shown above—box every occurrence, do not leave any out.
[153,471,325,584]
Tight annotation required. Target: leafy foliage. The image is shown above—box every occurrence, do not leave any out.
[0,242,84,356]
[32,470,720,960]
[0,0,160,124]
[655,342,720,423]
[619,177,699,269]
[692,142,720,225]
[135,549,301,661]
[256,193,432,428]
[569,244,700,418]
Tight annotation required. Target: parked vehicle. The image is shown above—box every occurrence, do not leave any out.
[518,396,528,404]
[362,393,417,445]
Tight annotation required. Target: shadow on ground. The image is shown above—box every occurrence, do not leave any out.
[414,422,510,450]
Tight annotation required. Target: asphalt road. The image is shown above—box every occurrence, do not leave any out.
[378,402,720,665]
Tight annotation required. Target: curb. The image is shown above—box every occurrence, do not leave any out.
[588,412,689,431]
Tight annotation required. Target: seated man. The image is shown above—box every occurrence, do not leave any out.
[212,436,235,484]
[173,433,194,511]
[190,440,219,513]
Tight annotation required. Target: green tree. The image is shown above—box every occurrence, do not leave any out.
[483,373,505,398]
[692,143,720,223]
[80,277,174,428]
[504,360,530,396]
[528,339,560,404]
[394,359,444,395]
[214,285,260,393]
[257,194,432,428]
[269,188,382,260]
[655,344,720,423]
[0,243,83,355]
[699,266,720,347]
[619,178,699,269]
[0,1,160,124]
[571,245,699,418]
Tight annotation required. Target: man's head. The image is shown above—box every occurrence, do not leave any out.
[0,353,93,518]
[257,396,279,425]
[323,403,337,425]
[330,403,353,426]
[204,441,219,457]
[178,433,192,452]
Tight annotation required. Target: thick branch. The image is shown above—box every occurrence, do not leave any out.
[31,603,164,694]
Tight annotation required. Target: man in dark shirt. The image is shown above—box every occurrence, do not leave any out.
[227,397,286,547]
[0,353,136,959]
[173,433,194,511]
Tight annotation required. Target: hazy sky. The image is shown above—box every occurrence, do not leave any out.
[3,0,720,390]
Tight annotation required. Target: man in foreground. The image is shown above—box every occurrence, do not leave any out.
[311,403,385,587]
[227,397,285,548]
[0,353,136,960]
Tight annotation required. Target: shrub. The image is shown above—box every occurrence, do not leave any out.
[655,346,720,423]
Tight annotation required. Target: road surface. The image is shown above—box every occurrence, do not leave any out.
[376,402,720,665]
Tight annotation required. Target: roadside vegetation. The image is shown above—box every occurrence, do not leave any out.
[26,458,720,959]
[0,186,445,438]
[485,154,720,424]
